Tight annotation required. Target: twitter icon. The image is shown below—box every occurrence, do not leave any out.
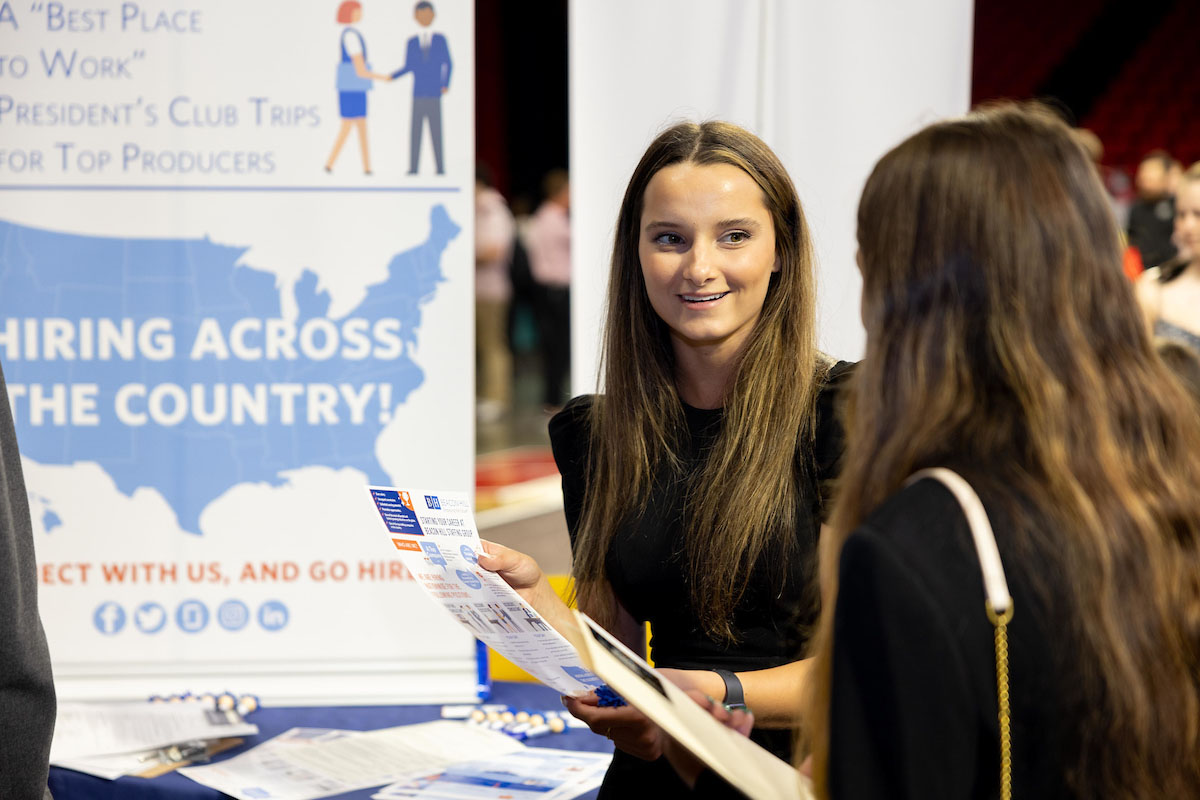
[134,602,167,634]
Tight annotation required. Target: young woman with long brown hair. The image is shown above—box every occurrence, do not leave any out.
[482,120,852,796]
[786,103,1200,798]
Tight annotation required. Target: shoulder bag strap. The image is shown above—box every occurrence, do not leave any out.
[906,467,1014,800]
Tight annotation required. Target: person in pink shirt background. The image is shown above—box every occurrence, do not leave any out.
[523,169,572,409]
[475,166,516,422]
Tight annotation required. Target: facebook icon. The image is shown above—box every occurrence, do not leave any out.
[93,602,126,635]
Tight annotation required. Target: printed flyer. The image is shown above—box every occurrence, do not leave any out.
[368,487,602,697]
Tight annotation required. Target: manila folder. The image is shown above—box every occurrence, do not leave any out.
[569,610,814,800]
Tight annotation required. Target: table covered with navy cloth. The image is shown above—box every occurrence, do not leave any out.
[49,681,613,800]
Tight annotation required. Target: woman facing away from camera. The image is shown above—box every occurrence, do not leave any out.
[1137,162,1200,352]
[689,103,1200,798]
[483,120,853,796]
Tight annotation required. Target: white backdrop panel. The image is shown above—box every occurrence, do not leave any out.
[569,0,974,386]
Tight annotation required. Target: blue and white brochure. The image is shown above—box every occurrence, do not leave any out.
[367,487,601,697]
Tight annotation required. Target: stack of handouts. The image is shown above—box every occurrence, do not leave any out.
[177,720,611,800]
[50,700,259,779]
[371,747,613,800]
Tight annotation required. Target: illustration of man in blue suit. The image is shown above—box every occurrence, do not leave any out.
[391,1,452,175]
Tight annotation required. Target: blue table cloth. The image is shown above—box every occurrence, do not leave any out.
[49,682,613,800]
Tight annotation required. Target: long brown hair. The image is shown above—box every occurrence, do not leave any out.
[804,103,1200,797]
[573,121,823,641]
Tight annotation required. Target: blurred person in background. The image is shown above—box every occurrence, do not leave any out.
[1127,150,1178,269]
[524,169,572,410]
[504,202,539,374]
[1137,163,1200,351]
[1072,127,1103,165]
[475,165,515,422]
[1167,157,1184,197]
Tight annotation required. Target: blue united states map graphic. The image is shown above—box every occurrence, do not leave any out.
[0,205,459,534]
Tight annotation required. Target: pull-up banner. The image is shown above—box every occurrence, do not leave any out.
[0,0,478,704]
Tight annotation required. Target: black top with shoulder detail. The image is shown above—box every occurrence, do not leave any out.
[549,361,853,672]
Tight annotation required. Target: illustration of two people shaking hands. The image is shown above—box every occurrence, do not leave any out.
[325,1,452,176]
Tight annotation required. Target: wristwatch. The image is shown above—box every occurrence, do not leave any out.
[713,668,747,711]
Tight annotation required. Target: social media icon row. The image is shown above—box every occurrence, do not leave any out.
[92,600,289,635]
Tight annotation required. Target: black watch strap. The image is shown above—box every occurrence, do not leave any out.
[713,668,746,710]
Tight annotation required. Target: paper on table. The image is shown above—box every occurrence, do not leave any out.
[367,487,602,696]
[52,748,161,780]
[179,721,526,800]
[50,702,258,762]
[570,611,814,800]
[371,748,612,800]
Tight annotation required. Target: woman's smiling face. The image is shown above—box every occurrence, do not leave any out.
[638,161,778,359]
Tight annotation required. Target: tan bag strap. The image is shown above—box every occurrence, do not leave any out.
[907,467,1014,800]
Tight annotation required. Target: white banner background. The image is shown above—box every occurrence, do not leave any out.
[569,0,974,386]
[1,0,478,703]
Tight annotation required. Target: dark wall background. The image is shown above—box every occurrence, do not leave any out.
[475,0,569,212]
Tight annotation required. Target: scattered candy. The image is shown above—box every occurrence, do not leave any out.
[441,705,479,719]
[235,695,259,716]
[147,691,259,717]
[443,704,581,740]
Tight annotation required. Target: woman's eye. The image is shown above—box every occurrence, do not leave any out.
[654,233,683,245]
[725,231,750,243]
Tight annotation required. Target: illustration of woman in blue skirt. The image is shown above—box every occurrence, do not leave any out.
[324,1,392,175]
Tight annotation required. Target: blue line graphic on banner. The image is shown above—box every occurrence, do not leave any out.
[0,206,459,535]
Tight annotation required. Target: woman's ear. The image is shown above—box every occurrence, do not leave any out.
[772,254,782,274]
